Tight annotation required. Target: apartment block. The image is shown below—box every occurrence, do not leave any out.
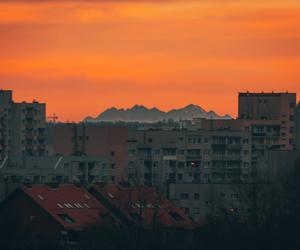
[238,92,296,149]
[126,129,252,191]
[0,90,46,159]
[46,123,128,183]
[169,149,300,221]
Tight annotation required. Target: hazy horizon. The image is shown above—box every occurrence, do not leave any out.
[1,0,300,121]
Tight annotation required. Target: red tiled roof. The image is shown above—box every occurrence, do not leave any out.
[91,184,194,230]
[21,184,118,230]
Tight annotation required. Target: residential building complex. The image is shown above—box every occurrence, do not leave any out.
[0,90,299,222]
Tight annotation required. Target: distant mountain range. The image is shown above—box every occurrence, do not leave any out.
[84,104,231,123]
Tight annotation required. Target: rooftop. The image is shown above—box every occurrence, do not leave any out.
[21,184,118,230]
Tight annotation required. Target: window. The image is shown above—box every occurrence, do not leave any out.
[169,173,176,180]
[231,193,239,200]
[243,162,249,168]
[178,162,185,168]
[129,161,135,168]
[58,214,75,223]
[110,151,115,157]
[205,201,212,206]
[194,193,200,200]
[243,150,249,155]
[169,212,185,221]
[203,162,210,168]
[83,203,90,208]
[203,150,210,156]
[204,174,210,180]
[243,138,249,144]
[37,194,44,200]
[64,203,73,208]
[290,102,295,108]
[180,193,189,200]
[128,149,136,155]
[178,150,185,155]
[57,203,64,208]
[74,203,83,208]
[193,208,200,214]
[154,149,160,155]
[177,173,183,180]
[153,161,159,168]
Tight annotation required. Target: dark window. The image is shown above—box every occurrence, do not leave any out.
[169,212,184,221]
[177,173,183,180]
[180,193,189,200]
[58,214,75,223]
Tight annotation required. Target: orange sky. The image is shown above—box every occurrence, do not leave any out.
[1,0,300,121]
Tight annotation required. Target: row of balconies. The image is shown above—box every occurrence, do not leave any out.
[211,155,242,161]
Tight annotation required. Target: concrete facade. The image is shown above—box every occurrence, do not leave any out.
[0,156,115,201]
[126,129,252,190]
[0,90,46,160]
[238,92,296,150]
[46,123,128,183]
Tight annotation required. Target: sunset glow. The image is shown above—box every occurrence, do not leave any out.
[1,0,300,121]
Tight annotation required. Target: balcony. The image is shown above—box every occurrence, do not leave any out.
[227,144,242,150]
[186,156,202,161]
[252,144,266,150]
[212,167,226,173]
[38,134,45,140]
[265,132,280,138]
[25,124,34,129]
[252,132,266,137]
[226,167,241,172]
[25,132,34,139]
[212,144,227,150]
[227,155,242,161]
[211,155,226,161]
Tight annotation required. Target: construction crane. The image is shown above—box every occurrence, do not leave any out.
[47,113,58,123]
